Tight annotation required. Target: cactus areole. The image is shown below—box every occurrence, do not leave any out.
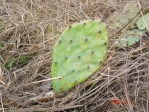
[51,20,108,94]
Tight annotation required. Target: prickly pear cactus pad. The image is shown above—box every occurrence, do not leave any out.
[136,13,149,30]
[116,29,144,48]
[51,20,108,94]
[106,2,139,31]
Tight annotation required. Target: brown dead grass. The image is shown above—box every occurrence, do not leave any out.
[0,0,149,111]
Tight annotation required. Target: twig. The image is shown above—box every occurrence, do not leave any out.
[0,93,4,112]
[23,77,62,86]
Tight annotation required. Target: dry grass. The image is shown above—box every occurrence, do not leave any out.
[0,0,149,111]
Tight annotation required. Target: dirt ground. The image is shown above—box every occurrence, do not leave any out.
[0,0,149,112]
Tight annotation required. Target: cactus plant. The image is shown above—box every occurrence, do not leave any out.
[136,13,149,30]
[116,29,144,48]
[51,20,108,94]
[107,2,139,31]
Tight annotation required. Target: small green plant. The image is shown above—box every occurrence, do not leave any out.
[4,59,15,70]
[116,29,144,48]
[51,20,108,93]
[0,42,4,48]
[4,55,29,70]
[108,3,149,48]
[136,13,149,30]
[17,55,28,65]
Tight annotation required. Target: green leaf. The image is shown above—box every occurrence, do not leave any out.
[51,20,108,93]
[17,55,28,64]
[0,43,4,48]
[4,59,15,70]
[116,29,144,48]
[136,13,149,30]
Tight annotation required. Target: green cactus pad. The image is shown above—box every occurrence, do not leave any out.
[107,2,139,31]
[51,20,108,93]
[116,29,144,48]
[136,13,149,30]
